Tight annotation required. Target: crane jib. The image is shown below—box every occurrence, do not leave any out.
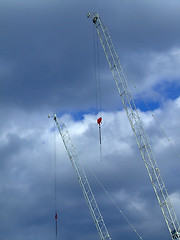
[87,12,180,240]
[50,113,111,240]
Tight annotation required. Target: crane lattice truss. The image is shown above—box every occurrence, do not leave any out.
[87,13,180,240]
[52,114,111,240]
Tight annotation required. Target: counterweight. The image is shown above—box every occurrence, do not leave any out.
[50,113,111,240]
[87,13,180,240]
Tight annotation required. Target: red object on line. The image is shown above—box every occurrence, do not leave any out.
[55,213,57,220]
[97,117,102,125]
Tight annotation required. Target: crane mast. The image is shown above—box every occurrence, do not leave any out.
[87,13,180,240]
[50,113,111,240]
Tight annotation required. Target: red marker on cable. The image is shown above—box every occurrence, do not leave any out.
[55,212,57,237]
[97,117,102,144]
[97,117,102,161]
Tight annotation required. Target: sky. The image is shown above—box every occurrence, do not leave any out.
[1,0,180,239]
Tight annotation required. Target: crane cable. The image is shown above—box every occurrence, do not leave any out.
[54,123,58,239]
[139,93,180,159]
[93,25,103,161]
[93,24,102,115]
[128,79,180,160]
[116,62,180,160]
[92,20,142,239]
[85,165,143,240]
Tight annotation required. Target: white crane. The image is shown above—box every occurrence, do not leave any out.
[49,113,111,240]
[87,12,180,240]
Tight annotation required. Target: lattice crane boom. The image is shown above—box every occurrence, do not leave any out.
[49,113,111,240]
[87,13,180,240]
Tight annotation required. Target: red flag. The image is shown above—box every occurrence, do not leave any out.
[55,213,57,220]
[97,117,102,125]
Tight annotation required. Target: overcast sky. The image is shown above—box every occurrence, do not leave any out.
[1,0,180,240]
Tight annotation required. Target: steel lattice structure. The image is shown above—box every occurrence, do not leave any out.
[87,12,180,240]
[51,113,111,240]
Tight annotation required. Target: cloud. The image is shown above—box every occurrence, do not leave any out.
[1,0,180,113]
[170,192,180,217]
[1,97,180,239]
[1,0,180,239]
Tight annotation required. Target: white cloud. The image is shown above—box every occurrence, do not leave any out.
[170,192,180,220]
[123,48,180,103]
[1,99,180,239]
[148,48,180,82]
[1,0,180,238]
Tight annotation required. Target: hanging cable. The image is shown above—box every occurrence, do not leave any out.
[140,97,180,159]
[117,62,180,160]
[54,122,58,239]
[97,117,103,161]
[128,78,180,160]
[96,29,102,114]
[93,25,103,161]
[87,166,143,240]
[93,24,102,114]
[93,25,98,114]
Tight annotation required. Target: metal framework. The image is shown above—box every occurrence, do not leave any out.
[87,12,180,240]
[50,113,111,240]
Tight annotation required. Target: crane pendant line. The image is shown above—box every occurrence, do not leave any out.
[54,122,58,239]
[87,13,180,240]
[97,117,103,161]
[50,113,111,240]
[55,213,58,237]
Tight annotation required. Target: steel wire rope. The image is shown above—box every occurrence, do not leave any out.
[96,29,102,114]
[137,92,180,159]
[126,73,180,160]
[92,21,143,239]
[83,161,144,240]
[104,41,180,160]
[54,122,58,239]
[93,24,103,161]
[93,24,102,115]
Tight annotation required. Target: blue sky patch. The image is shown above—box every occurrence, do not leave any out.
[154,79,180,100]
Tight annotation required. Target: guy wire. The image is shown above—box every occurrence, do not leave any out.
[85,164,143,240]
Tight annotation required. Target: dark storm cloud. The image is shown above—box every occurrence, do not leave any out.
[0,133,34,168]
[1,1,180,240]
[97,0,180,102]
[1,0,180,113]
[0,0,95,111]
[99,0,180,56]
